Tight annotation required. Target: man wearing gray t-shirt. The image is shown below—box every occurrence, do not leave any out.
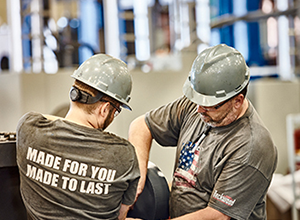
[129,44,277,220]
[17,54,140,220]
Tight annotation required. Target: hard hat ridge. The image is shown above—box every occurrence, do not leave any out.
[201,45,242,73]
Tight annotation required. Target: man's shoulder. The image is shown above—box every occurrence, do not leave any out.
[21,111,42,120]
[17,112,43,129]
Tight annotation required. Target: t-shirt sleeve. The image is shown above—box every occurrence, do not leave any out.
[145,96,195,147]
[208,163,270,220]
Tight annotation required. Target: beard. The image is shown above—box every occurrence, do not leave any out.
[200,113,220,127]
[199,107,233,127]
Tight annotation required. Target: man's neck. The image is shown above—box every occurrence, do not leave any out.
[65,110,96,128]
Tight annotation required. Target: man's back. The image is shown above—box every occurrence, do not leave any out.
[16,112,140,220]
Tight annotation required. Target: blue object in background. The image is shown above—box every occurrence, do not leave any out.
[78,0,102,64]
[246,0,266,66]
[21,0,32,71]
[219,0,234,47]
[212,0,267,67]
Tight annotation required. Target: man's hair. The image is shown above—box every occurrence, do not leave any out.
[72,80,119,114]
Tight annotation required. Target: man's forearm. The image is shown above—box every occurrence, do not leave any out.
[128,115,153,195]
[125,206,230,220]
[118,204,130,220]
[172,207,230,220]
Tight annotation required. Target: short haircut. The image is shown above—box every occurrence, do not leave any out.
[72,80,120,114]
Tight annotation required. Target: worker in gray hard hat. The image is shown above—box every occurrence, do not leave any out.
[16,54,140,220]
[128,44,277,219]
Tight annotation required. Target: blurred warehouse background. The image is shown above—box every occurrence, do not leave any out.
[0,0,300,217]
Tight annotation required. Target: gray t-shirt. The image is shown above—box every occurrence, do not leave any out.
[145,96,277,220]
[16,112,140,220]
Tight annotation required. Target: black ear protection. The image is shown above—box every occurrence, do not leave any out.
[70,87,103,104]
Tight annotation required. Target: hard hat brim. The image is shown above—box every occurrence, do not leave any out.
[182,75,249,107]
[121,102,132,111]
[183,77,228,106]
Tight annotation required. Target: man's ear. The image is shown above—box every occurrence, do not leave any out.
[98,102,110,117]
[233,94,244,109]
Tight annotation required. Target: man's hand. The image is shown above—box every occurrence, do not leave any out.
[133,175,146,204]
[118,204,130,220]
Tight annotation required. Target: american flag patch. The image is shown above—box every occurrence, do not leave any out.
[178,141,195,170]
[174,141,200,187]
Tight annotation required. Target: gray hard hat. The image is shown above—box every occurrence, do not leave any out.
[183,44,250,107]
[71,54,132,110]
